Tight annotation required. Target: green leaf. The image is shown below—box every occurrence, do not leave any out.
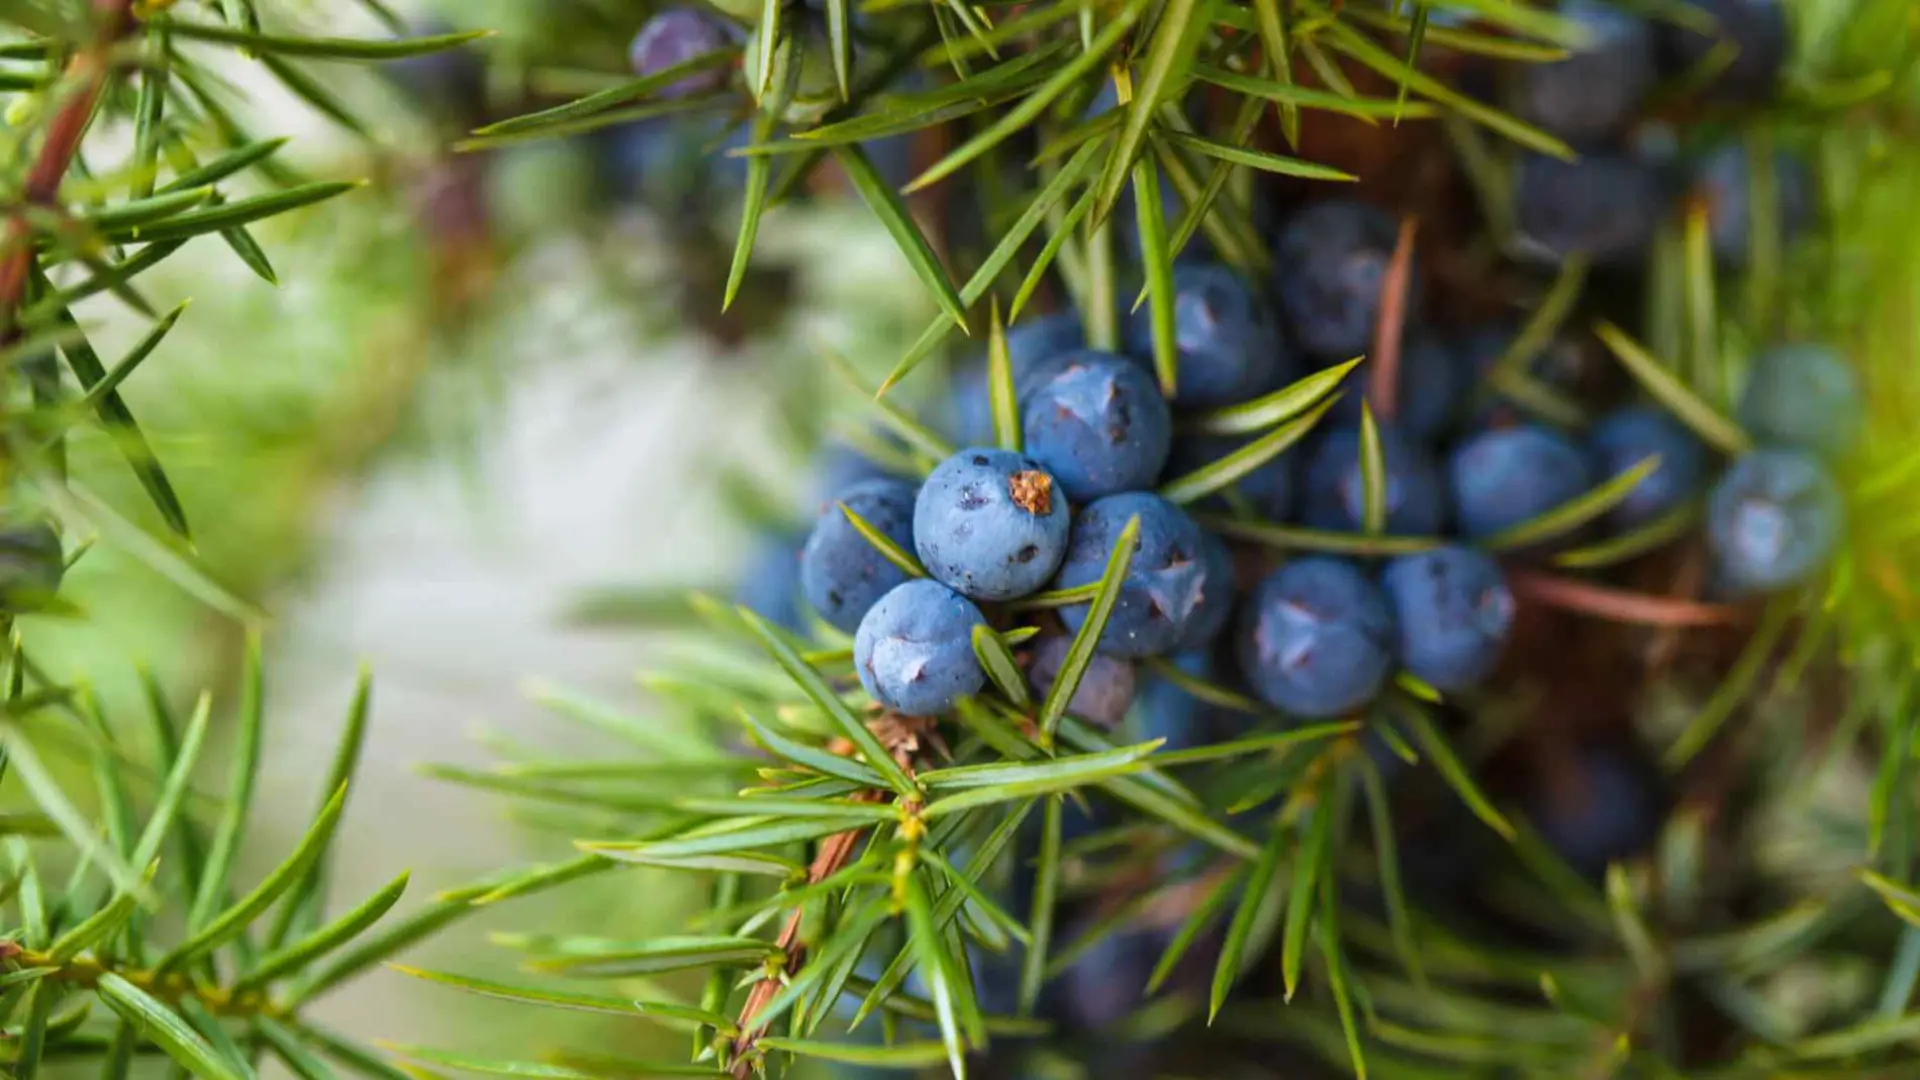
[39,291,190,539]
[1210,818,1288,1019]
[0,727,151,902]
[73,301,187,415]
[758,1038,951,1068]
[128,690,213,873]
[1356,753,1423,986]
[523,935,784,978]
[1552,503,1697,569]
[1315,872,1368,1080]
[1008,581,1102,609]
[96,974,246,1080]
[1133,158,1179,395]
[834,144,969,333]
[100,181,357,245]
[672,796,899,821]
[1862,869,1920,929]
[267,665,374,948]
[1664,597,1793,769]
[78,187,213,233]
[741,610,917,795]
[752,896,893,1033]
[384,1045,721,1079]
[1149,722,1358,768]
[922,741,1164,791]
[725,114,776,313]
[256,1018,341,1080]
[922,747,1158,816]
[1188,359,1359,436]
[1281,784,1338,999]
[388,965,730,1029]
[840,503,927,578]
[235,872,410,991]
[824,0,851,100]
[582,816,874,861]
[1009,184,1096,322]
[160,138,289,193]
[821,343,955,461]
[159,21,490,60]
[476,52,732,138]
[739,709,888,787]
[971,625,1030,709]
[904,0,1148,194]
[1358,405,1388,535]
[1397,702,1515,839]
[1481,454,1661,551]
[11,980,53,1080]
[1095,0,1208,223]
[159,783,350,970]
[1592,320,1752,456]
[1160,128,1357,182]
[1161,394,1338,505]
[1040,514,1141,739]
[46,874,147,962]
[1193,63,1443,121]
[1321,19,1574,159]
[987,303,1022,452]
[902,872,974,1077]
[189,632,265,932]
[753,0,782,98]
[1148,863,1240,992]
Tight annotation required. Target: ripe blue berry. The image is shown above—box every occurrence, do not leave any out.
[1053,492,1209,658]
[629,8,732,97]
[1238,557,1396,719]
[1736,344,1860,459]
[1303,426,1448,535]
[1327,331,1465,445]
[1588,406,1709,528]
[1176,529,1237,651]
[734,536,804,631]
[1022,351,1174,502]
[854,579,988,715]
[1162,435,1294,520]
[1136,649,1219,752]
[914,448,1071,602]
[1125,262,1292,407]
[1515,151,1671,266]
[1026,635,1137,727]
[1695,142,1814,265]
[1707,449,1844,594]
[800,479,919,634]
[1273,201,1418,362]
[1658,0,1787,103]
[1380,546,1515,692]
[1449,424,1595,540]
[1517,0,1655,142]
[1526,743,1667,880]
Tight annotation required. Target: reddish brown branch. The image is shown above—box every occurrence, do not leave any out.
[1368,214,1418,422]
[0,0,138,335]
[1509,568,1746,628]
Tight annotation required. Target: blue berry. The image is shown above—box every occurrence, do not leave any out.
[0,523,62,613]
[800,479,919,634]
[1736,344,1860,459]
[1380,546,1515,693]
[1176,529,1237,651]
[1526,743,1667,880]
[1026,635,1137,728]
[1449,424,1595,540]
[1053,493,1208,658]
[1238,558,1395,719]
[1707,449,1843,593]
[1695,142,1814,265]
[1302,426,1448,535]
[629,8,733,98]
[735,535,804,631]
[1515,151,1671,267]
[1588,406,1709,528]
[1273,201,1417,363]
[854,580,988,715]
[1125,263,1291,407]
[1517,0,1655,142]
[1658,0,1787,103]
[1022,352,1173,502]
[1162,435,1294,520]
[1328,331,1465,445]
[914,448,1071,602]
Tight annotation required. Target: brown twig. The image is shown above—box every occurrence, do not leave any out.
[1368,214,1419,421]
[0,0,138,337]
[1508,567,1746,628]
[727,720,923,1079]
